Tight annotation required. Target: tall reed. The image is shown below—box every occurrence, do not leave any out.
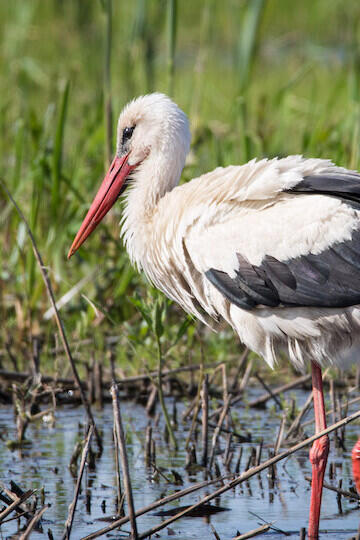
[166,0,177,96]
[102,0,113,168]
[236,0,265,162]
[51,80,70,219]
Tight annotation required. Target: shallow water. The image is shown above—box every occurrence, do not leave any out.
[0,386,359,539]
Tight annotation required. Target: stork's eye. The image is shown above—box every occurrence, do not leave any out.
[122,126,135,145]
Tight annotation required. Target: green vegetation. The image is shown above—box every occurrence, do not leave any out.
[0,0,359,377]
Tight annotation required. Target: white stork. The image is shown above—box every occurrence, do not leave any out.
[68,93,360,538]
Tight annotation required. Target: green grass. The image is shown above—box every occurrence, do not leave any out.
[0,0,359,376]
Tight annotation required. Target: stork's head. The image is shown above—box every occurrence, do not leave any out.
[68,93,190,258]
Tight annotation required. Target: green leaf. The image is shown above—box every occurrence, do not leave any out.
[154,299,164,339]
[128,296,152,328]
[174,315,193,345]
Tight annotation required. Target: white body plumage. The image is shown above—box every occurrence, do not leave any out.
[98,94,360,371]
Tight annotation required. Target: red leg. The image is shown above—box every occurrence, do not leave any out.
[352,437,360,494]
[308,361,329,539]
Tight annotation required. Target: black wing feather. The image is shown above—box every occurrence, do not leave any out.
[206,170,360,310]
[288,171,360,205]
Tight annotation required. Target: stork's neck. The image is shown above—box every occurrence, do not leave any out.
[121,155,183,268]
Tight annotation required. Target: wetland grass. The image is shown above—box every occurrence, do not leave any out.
[1,1,360,537]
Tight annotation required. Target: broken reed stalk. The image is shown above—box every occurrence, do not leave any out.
[255,373,283,409]
[185,366,204,448]
[285,391,313,440]
[209,395,231,470]
[62,425,94,540]
[0,490,35,523]
[200,374,209,466]
[145,424,152,466]
[248,373,311,408]
[113,426,123,514]
[210,523,221,540]
[238,356,253,392]
[111,383,138,539]
[209,359,254,421]
[230,347,249,392]
[0,180,102,452]
[135,408,360,540]
[0,483,33,521]
[0,361,224,390]
[155,335,177,450]
[301,395,360,428]
[81,474,235,539]
[274,413,286,454]
[304,476,360,500]
[19,505,49,540]
[232,522,271,540]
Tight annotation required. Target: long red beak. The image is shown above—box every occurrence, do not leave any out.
[67,154,135,259]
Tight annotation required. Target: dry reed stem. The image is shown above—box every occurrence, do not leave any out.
[200,374,209,466]
[111,383,138,539]
[274,414,286,454]
[19,505,49,540]
[182,363,225,421]
[238,356,254,392]
[113,426,123,514]
[0,180,102,452]
[185,367,204,448]
[221,363,228,401]
[304,476,360,500]
[232,523,271,539]
[285,391,313,440]
[248,373,311,408]
[0,483,33,521]
[230,347,249,392]
[135,408,360,539]
[0,362,224,393]
[302,395,360,428]
[209,395,231,469]
[62,425,94,540]
[211,523,221,539]
[255,373,283,409]
[0,490,34,523]
[210,359,253,421]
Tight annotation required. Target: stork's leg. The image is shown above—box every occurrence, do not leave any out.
[308,361,329,540]
[352,437,360,494]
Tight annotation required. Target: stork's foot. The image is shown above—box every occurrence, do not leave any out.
[352,437,360,495]
[308,435,330,539]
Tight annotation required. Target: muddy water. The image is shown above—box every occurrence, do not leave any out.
[0,387,359,539]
